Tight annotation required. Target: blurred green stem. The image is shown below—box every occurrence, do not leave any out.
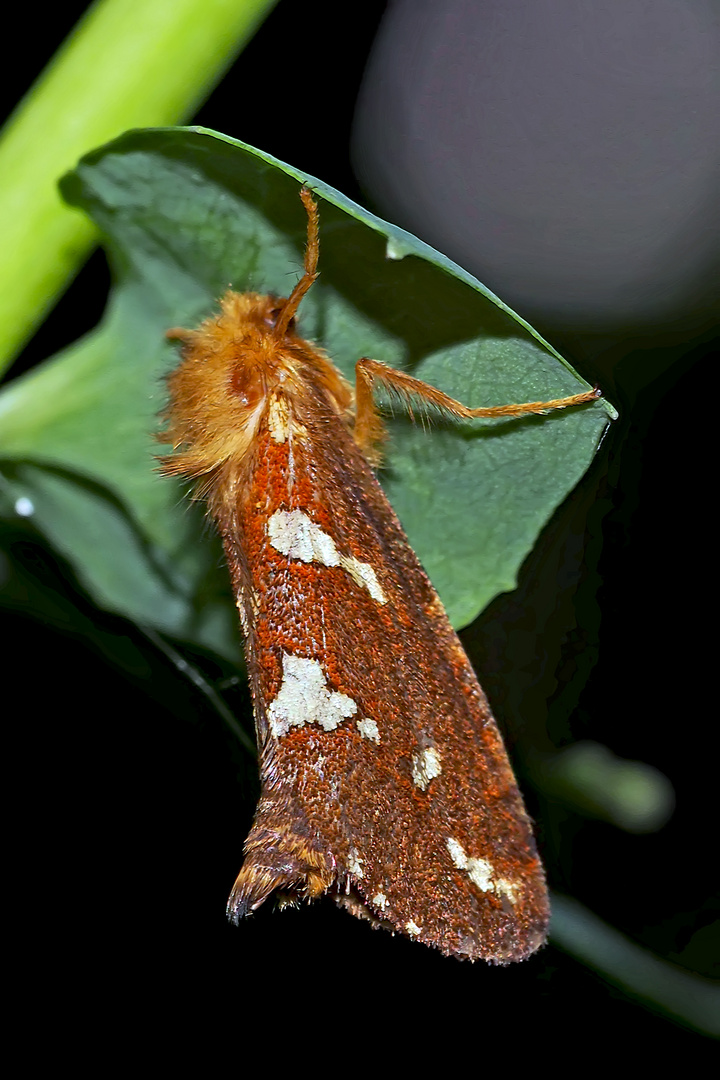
[0,0,278,374]
[551,893,720,1037]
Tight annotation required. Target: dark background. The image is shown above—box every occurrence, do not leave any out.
[3,0,717,1050]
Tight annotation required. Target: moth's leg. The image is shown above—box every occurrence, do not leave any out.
[354,356,600,460]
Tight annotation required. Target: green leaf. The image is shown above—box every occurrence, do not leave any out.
[0,127,613,661]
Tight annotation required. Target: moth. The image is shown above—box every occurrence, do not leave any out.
[161,187,599,962]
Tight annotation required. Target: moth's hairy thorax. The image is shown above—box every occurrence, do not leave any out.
[161,290,355,502]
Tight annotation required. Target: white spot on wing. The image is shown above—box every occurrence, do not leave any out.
[356,718,380,743]
[267,510,387,604]
[466,857,495,893]
[267,395,291,443]
[405,920,422,936]
[237,600,250,638]
[268,652,358,737]
[268,509,339,565]
[447,837,467,870]
[446,837,520,905]
[494,879,520,903]
[341,558,386,604]
[372,892,388,910]
[347,849,364,878]
[411,746,442,790]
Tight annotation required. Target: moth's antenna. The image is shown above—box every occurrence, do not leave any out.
[273,187,319,338]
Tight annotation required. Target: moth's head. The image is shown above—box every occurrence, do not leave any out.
[213,291,299,339]
[257,294,297,336]
[159,279,348,489]
[160,288,288,482]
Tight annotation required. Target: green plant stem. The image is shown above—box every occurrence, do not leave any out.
[551,893,720,1037]
[0,0,278,374]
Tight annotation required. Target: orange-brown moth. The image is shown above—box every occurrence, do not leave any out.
[161,187,600,962]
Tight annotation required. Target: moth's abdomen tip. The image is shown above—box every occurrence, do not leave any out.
[226,860,286,920]
[226,820,337,924]
[226,895,249,925]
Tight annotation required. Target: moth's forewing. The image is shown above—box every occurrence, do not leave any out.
[221,388,549,963]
